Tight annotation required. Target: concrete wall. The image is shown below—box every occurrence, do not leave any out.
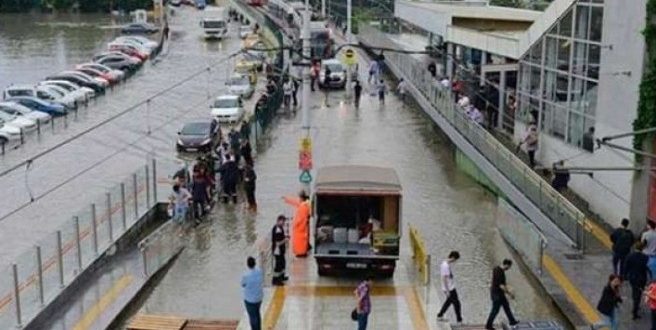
[512,0,647,228]
[455,148,502,195]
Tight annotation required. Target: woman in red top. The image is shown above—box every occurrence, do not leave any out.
[645,280,656,330]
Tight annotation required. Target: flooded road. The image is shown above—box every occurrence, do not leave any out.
[137,67,565,324]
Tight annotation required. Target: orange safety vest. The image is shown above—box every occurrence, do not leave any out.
[284,196,311,256]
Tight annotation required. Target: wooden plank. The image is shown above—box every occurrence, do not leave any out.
[128,314,187,330]
[184,319,239,330]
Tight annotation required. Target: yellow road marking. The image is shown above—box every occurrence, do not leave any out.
[263,286,286,330]
[403,287,429,330]
[72,275,133,330]
[542,254,600,324]
[585,218,612,249]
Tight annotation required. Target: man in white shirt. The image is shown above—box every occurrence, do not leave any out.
[437,251,462,324]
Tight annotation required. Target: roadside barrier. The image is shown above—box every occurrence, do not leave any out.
[408,224,430,286]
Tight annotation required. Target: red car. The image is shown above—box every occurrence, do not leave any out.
[75,67,120,85]
[108,43,149,61]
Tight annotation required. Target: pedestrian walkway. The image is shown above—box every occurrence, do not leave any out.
[355,24,647,329]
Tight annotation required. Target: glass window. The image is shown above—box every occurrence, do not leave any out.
[530,65,541,97]
[587,44,600,79]
[556,73,569,103]
[590,6,604,42]
[568,111,585,146]
[529,41,543,64]
[570,77,587,104]
[572,42,588,76]
[529,97,540,123]
[548,23,558,36]
[552,104,567,139]
[543,70,557,102]
[545,37,559,69]
[585,80,598,115]
[558,38,571,72]
[575,5,590,40]
[559,9,573,37]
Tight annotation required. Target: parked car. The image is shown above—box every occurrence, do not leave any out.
[121,22,159,35]
[176,119,221,152]
[60,70,110,88]
[2,85,76,109]
[170,0,182,6]
[0,110,37,132]
[0,101,52,124]
[319,59,347,89]
[38,80,95,100]
[210,95,244,122]
[113,36,157,53]
[76,67,120,85]
[76,63,125,82]
[6,97,67,116]
[239,25,253,39]
[0,119,22,144]
[226,74,254,99]
[46,72,106,94]
[108,42,150,60]
[93,53,141,72]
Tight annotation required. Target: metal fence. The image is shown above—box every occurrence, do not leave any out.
[408,225,430,286]
[358,24,587,250]
[0,159,168,329]
[497,198,546,274]
[139,220,185,278]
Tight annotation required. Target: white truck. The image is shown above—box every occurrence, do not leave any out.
[200,7,228,39]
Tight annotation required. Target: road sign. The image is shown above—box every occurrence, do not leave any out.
[299,170,313,183]
[300,137,312,153]
[343,48,357,66]
[299,151,313,170]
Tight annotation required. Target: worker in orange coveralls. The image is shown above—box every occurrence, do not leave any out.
[283,191,311,257]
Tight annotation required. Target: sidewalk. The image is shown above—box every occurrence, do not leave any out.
[355,27,646,329]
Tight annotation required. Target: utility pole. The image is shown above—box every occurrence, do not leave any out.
[321,0,326,17]
[300,0,312,193]
[345,0,352,99]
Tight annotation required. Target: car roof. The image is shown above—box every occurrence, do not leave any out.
[4,84,34,91]
[315,165,402,194]
[216,95,239,100]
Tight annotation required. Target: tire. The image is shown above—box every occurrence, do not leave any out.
[317,267,329,277]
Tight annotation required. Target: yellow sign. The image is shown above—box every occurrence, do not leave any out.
[300,138,312,152]
[343,48,357,66]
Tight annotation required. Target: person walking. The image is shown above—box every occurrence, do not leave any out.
[169,183,191,225]
[283,78,293,108]
[368,60,379,84]
[645,279,656,330]
[485,259,519,330]
[218,154,239,204]
[292,78,299,107]
[610,218,635,277]
[283,191,311,257]
[437,251,463,324]
[396,78,407,102]
[243,164,257,212]
[191,168,211,223]
[241,138,254,167]
[517,122,538,168]
[354,276,372,330]
[353,80,363,108]
[376,79,387,105]
[624,241,650,319]
[427,62,437,78]
[241,257,263,330]
[642,220,656,276]
[310,61,320,92]
[595,274,622,330]
[271,215,288,285]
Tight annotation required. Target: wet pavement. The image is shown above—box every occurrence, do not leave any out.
[133,47,566,326]
[0,4,252,267]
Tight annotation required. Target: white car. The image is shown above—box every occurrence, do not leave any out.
[210,95,244,122]
[59,70,110,87]
[239,25,253,39]
[226,74,254,99]
[114,36,158,51]
[76,63,125,81]
[36,85,79,109]
[37,83,87,105]
[319,59,347,89]
[0,110,37,132]
[0,119,22,144]
[0,101,52,124]
[39,80,95,100]
[3,84,76,109]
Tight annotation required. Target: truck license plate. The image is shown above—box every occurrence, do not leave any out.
[346,262,367,269]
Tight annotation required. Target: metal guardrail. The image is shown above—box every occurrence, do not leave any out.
[139,221,185,278]
[497,198,546,274]
[408,225,430,286]
[0,159,166,329]
[358,24,587,250]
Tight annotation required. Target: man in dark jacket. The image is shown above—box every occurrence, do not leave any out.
[625,241,651,319]
[485,259,518,330]
[219,155,239,204]
[551,161,570,192]
[596,274,622,329]
[610,218,635,278]
[271,215,288,286]
[243,164,257,211]
[241,139,253,167]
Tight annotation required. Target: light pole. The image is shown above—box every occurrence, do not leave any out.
[345,0,352,99]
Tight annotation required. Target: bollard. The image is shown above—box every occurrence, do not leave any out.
[74,216,82,271]
[106,192,113,242]
[145,164,150,208]
[35,246,44,306]
[133,173,139,219]
[19,128,24,145]
[74,106,78,120]
[152,159,157,203]
[64,111,68,128]
[141,245,149,277]
[37,120,41,135]
[1,140,5,155]
[51,117,55,132]
[91,204,98,256]
[120,183,127,231]
[56,231,64,288]
[12,264,22,327]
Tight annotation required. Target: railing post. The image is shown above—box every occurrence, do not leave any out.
[152,159,157,203]
[91,204,99,256]
[145,164,150,208]
[12,264,22,328]
[141,244,149,277]
[120,183,127,231]
[56,230,64,288]
[74,216,82,271]
[35,246,44,306]
[425,254,431,286]
[106,192,113,242]
[133,173,139,219]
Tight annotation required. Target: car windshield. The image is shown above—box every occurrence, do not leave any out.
[45,88,65,97]
[325,63,343,72]
[0,111,15,121]
[214,98,239,108]
[203,20,225,28]
[228,76,249,86]
[181,122,210,135]
[7,89,33,97]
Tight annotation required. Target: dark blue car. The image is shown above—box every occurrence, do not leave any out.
[6,97,67,116]
[121,23,159,35]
